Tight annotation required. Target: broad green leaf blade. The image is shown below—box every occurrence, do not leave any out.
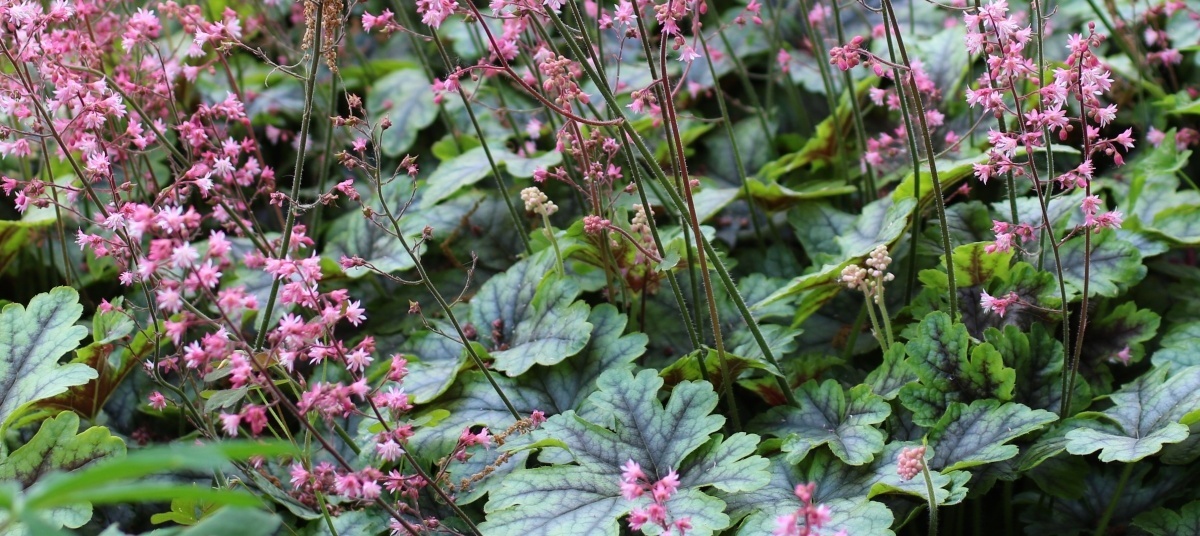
[481,369,763,536]
[928,399,1056,472]
[540,304,646,412]
[951,242,1013,287]
[752,381,890,466]
[1064,366,1200,462]
[369,69,437,156]
[986,324,1087,414]
[1049,229,1146,298]
[0,287,95,430]
[678,433,770,494]
[716,453,895,536]
[865,344,916,400]
[1152,321,1200,369]
[325,208,424,278]
[1082,302,1160,365]
[0,412,125,488]
[419,146,563,209]
[490,276,592,376]
[901,312,1015,425]
[1133,500,1200,536]
[470,246,593,376]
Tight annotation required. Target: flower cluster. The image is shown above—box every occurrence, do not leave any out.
[896,446,928,481]
[840,245,895,304]
[620,460,692,535]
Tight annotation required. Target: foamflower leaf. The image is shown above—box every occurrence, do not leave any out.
[927,399,1057,472]
[480,369,768,536]
[1064,366,1200,462]
[470,247,593,376]
[0,287,95,430]
[751,380,891,466]
[1133,499,1200,536]
[0,412,125,531]
[899,311,1015,425]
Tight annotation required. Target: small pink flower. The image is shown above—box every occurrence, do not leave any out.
[148,392,167,411]
[980,291,1020,317]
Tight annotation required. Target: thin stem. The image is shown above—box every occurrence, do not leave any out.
[920,460,939,536]
[882,0,958,319]
[254,5,325,352]
[1094,463,1134,536]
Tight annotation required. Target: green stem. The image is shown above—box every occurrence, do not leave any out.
[254,6,325,352]
[882,0,958,319]
[1094,463,1134,536]
[541,212,565,277]
[921,460,939,536]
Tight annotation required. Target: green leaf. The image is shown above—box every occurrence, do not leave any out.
[661,348,776,397]
[718,452,904,535]
[470,248,593,376]
[751,380,891,465]
[927,399,1056,472]
[175,507,280,536]
[369,69,437,156]
[1082,302,1160,365]
[0,412,125,531]
[1064,366,1200,462]
[865,343,916,400]
[1133,499,1200,536]
[419,146,563,209]
[900,311,1016,425]
[0,287,95,431]
[986,324,1085,413]
[1049,229,1146,298]
[0,412,125,487]
[951,242,1013,287]
[325,208,424,278]
[41,322,159,420]
[480,369,767,536]
[1152,321,1200,369]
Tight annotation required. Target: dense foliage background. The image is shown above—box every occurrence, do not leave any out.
[1,0,1199,534]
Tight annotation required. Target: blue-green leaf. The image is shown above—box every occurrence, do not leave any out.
[0,288,95,431]
[752,380,891,466]
[1064,366,1200,462]
[480,369,766,535]
[927,399,1056,472]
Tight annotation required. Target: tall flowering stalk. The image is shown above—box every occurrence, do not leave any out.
[962,1,1132,416]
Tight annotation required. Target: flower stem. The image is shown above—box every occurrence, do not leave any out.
[1094,463,1134,536]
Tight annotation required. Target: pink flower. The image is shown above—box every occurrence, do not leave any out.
[148,392,167,411]
[980,290,1020,317]
[219,412,241,437]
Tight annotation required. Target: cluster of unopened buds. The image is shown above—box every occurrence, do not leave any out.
[620,460,692,535]
[840,245,895,304]
[521,186,559,216]
[896,445,927,481]
[773,482,845,536]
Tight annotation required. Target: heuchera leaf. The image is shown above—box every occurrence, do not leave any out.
[865,344,916,400]
[1064,366,1200,462]
[368,69,437,156]
[927,399,1057,472]
[1082,302,1161,365]
[419,146,563,209]
[1152,321,1200,369]
[1050,229,1146,298]
[0,287,95,430]
[951,242,1014,287]
[751,380,891,466]
[408,305,645,503]
[710,453,892,536]
[0,412,125,530]
[469,247,593,376]
[985,324,1085,413]
[1133,499,1200,536]
[480,369,767,536]
[899,311,1016,425]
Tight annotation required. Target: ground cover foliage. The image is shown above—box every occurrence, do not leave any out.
[0,0,1199,534]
